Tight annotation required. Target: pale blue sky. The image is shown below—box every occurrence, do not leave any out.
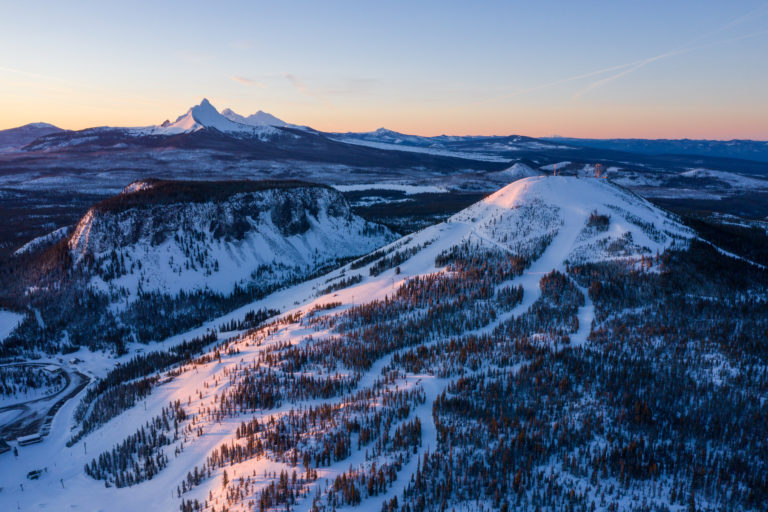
[1,0,766,138]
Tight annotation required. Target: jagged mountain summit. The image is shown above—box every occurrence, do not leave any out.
[141,99,283,138]
[220,108,294,128]
[19,98,290,151]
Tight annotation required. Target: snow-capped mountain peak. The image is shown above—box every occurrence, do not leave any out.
[449,176,692,265]
[220,108,290,128]
[486,162,541,184]
[164,98,242,133]
[25,122,59,129]
[143,99,282,137]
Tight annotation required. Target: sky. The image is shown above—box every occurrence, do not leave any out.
[0,0,767,139]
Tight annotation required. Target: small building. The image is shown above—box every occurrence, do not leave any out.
[17,433,42,446]
[68,358,82,364]
[43,364,61,374]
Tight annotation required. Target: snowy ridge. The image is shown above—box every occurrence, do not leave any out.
[220,108,293,128]
[120,179,155,195]
[332,183,447,194]
[137,99,281,139]
[13,226,71,255]
[678,168,768,189]
[0,122,64,151]
[67,184,395,298]
[485,162,541,184]
[334,135,511,162]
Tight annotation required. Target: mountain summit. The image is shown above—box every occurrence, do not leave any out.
[220,108,291,128]
[0,122,64,150]
[152,98,272,135]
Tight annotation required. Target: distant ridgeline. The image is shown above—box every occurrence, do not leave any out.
[0,178,395,357]
[93,179,332,213]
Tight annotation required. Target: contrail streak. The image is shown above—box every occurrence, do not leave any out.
[0,65,77,85]
[572,29,768,99]
[485,3,768,104]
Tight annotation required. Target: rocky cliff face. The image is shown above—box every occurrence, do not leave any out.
[68,179,395,296]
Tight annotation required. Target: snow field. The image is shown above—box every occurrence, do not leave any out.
[0,176,696,511]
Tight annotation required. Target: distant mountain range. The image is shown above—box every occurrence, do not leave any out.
[2,101,767,164]
[3,99,503,174]
[0,122,64,150]
[545,136,768,163]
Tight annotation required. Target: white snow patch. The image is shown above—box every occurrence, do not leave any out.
[0,310,24,341]
[540,161,571,171]
[332,183,448,194]
[679,168,768,189]
[333,137,511,162]
[13,226,70,255]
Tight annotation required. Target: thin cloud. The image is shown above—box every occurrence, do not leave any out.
[284,73,309,94]
[491,61,643,101]
[484,3,768,104]
[0,65,77,86]
[572,29,768,99]
[711,3,768,36]
[571,49,687,99]
[230,75,266,88]
[571,5,768,99]
[284,73,333,108]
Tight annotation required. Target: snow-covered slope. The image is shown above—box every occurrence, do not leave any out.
[0,122,63,151]
[451,175,691,263]
[678,168,768,189]
[0,177,707,512]
[333,128,576,163]
[20,100,289,151]
[67,180,395,298]
[13,226,70,255]
[0,310,24,341]
[486,162,541,184]
[141,99,281,138]
[220,108,293,128]
[334,128,512,162]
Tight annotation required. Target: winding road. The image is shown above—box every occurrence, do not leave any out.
[0,362,89,441]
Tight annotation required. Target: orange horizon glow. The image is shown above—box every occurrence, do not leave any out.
[1,98,767,141]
